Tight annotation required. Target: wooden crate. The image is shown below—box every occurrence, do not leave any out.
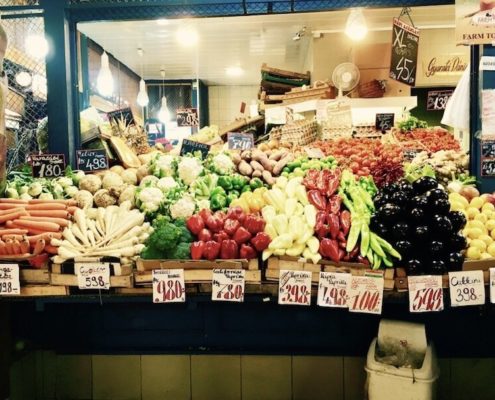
[20,268,50,285]
[134,269,261,285]
[136,258,259,272]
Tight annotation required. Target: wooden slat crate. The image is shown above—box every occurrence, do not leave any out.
[134,269,261,285]
[136,258,259,272]
[20,268,50,285]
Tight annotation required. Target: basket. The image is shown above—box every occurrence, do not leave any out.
[280,119,319,146]
[358,80,386,98]
[321,101,353,140]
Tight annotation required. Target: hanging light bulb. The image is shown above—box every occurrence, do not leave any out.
[158,96,171,123]
[96,51,114,97]
[345,8,368,41]
[137,78,149,107]
[15,71,32,87]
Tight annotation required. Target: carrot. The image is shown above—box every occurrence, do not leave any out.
[44,245,58,255]
[28,210,70,219]
[26,203,67,211]
[26,232,62,243]
[67,206,78,215]
[20,239,29,254]
[5,239,13,255]
[0,229,28,236]
[2,234,24,242]
[5,221,14,228]
[19,216,69,227]
[12,240,21,255]
[0,199,27,204]
[29,199,77,206]
[12,219,60,232]
[0,204,25,210]
[0,209,29,224]
[0,240,6,255]
[0,207,27,216]
[32,239,45,256]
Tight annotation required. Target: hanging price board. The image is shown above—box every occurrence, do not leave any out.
[317,272,350,308]
[389,18,419,86]
[408,275,444,312]
[227,132,254,150]
[30,154,66,178]
[348,275,384,314]
[152,269,185,303]
[177,108,199,127]
[449,270,485,307]
[180,138,210,159]
[0,264,20,296]
[76,149,109,172]
[427,90,453,111]
[212,269,245,302]
[75,262,110,290]
[375,113,395,132]
[278,270,312,306]
[490,268,495,304]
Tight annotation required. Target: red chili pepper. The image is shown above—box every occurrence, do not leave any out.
[220,239,239,259]
[315,224,329,239]
[327,195,342,215]
[307,190,327,211]
[327,214,340,239]
[338,248,346,261]
[303,170,319,190]
[233,226,252,244]
[186,214,205,235]
[203,240,221,260]
[338,241,346,249]
[340,210,351,236]
[349,246,360,260]
[319,238,340,262]
[198,228,212,242]
[244,214,266,235]
[226,206,246,223]
[213,230,230,243]
[190,241,205,260]
[326,170,341,197]
[223,218,241,236]
[251,232,271,252]
[357,255,370,265]
[239,243,257,259]
[206,215,223,233]
[337,231,346,243]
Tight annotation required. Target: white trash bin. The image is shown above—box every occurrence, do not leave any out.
[365,320,439,400]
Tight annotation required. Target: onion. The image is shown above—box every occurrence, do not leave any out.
[460,186,480,201]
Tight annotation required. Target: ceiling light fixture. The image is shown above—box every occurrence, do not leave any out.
[345,8,368,41]
[96,51,114,97]
[136,48,149,107]
[157,69,170,123]
[15,71,32,87]
[225,66,244,77]
[176,26,199,46]
[25,34,49,59]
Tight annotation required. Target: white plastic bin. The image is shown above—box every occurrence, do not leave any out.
[365,320,439,400]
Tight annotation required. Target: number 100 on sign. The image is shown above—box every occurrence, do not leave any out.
[153,269,185,303]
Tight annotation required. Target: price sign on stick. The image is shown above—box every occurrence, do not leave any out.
[153,269,185,303]
[212,269,245,302]
[408,275,443,312]
[76,149,109,172]
[278,270,312,306]
[449,270,485,307]
[30,154,65,178]
[75,263,110,290]
[317,272,350,308]
[0,264,20,296]
[348,275,384,314]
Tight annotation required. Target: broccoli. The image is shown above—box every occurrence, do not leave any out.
[175,219,194,243]
[141,246,164,260]
[143,216,193,259]
[168,242,191,259]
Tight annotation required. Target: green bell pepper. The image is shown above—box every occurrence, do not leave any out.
[232,174,248,191]
[249,177,264,190]
[217,176,233,191]
[241,185,252,193]
[210,187,226,197]
[211,193,227,210]
[226,192,239,205]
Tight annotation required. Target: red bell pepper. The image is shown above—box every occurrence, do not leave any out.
[190,241,205,260]
[307,190,327,211]
[239,243,257,259]
[226,206,246,222]
[186,215,205,235]
[316,170,328,193]
[337,231,346,243]
[214,211,227,223]
[220,239,239,259]
[213,230,230,243]
[349,246,360,260]
[327,214,340,239]
[327,195,342,215]
[206,215,223,233]
[303,170,319,190]
[199,208,212,223]
[244,214,265,235]
[204,240,221,261]
[326,171,341,197]
[315,211,329,239]
[198,228,212,242]
[319,238,340,262]
[338,248,345,261]
[251,232,271,252]
[340,210,351,236]
[223,218,241,236]
[233,226,252,244]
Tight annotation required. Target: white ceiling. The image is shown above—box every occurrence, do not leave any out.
[78,5,455,86]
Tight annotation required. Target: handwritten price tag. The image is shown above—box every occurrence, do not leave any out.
[348,276,384,314]
[75,263,110,290]
[0,264,20,296]
[408,275,443,312]
[449,270,485,307]
[317,272,350,308]
[278,270,312,306]
[212,269,245,302]
[153,269,185,303]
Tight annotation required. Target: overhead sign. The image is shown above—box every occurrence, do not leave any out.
[390,17,420,86]
[456,0,495,45]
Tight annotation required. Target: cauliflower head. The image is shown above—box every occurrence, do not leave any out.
[178,157,203,186]
[170,195,196,220]
[79,175,102,194]
[212,153,234,175]
[138,187,164,214]
[154,154,177,178]
[157,177,178,192]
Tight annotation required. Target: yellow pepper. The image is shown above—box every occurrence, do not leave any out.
[247,193,265,212]
[230,198,250,214]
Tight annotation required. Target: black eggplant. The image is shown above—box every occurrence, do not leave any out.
[410,195,429,211]
[450,232,468,251]
[406,259,424,275]
[429,240,445,256]
[392,221,409,239]
[413,176,438,195]
[449,211,467,231]
[378,203,401,223]
[395,240,413,258]
[374,223,390,238]
[397,180,414,197]
[429,259,446,275]
[446,252,464,271]
[373,193,389,209]
[410,208,426,223]
[426,188,449,202]
[414,225,430,241]
[430,198,451,215]
[390,191,409,207]
[382,183,400,196]
[432,214,453,235]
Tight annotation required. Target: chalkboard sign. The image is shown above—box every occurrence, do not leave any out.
[177,108,199,127]
[482,160,495,177]
[403,149,421,161]
[389,18,419,87]
[180,139,210,159]
[30,154,66,178]
[228,132,254,150]
[76,149,109,172]
[375,113,395,132]
[427,90,453,111]
[481,139,495,177]
[107,108,135,127]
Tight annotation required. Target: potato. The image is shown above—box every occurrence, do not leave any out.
[262,170,276,185]
[269,149,288,161]
[231,152,242,165]
[272,154,294,176]
[238,160,253,176]
[250,160,264,172]
[252,170,262,178]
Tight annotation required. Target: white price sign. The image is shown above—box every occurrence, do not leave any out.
[212,269,245,302]
[490,268,495,304]
[153,269,185,303]
[449,270,485,307]
[408,275,443,313]
[348,275,384,314]
[278,270,312,306]
[0,264,20,296]
[75,263,110,290]
[317,272,350,308]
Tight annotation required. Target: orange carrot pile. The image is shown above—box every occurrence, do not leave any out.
[0,198,76,258]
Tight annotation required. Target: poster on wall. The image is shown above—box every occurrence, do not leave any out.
[456,0,495,44]
[389,18,420,87]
